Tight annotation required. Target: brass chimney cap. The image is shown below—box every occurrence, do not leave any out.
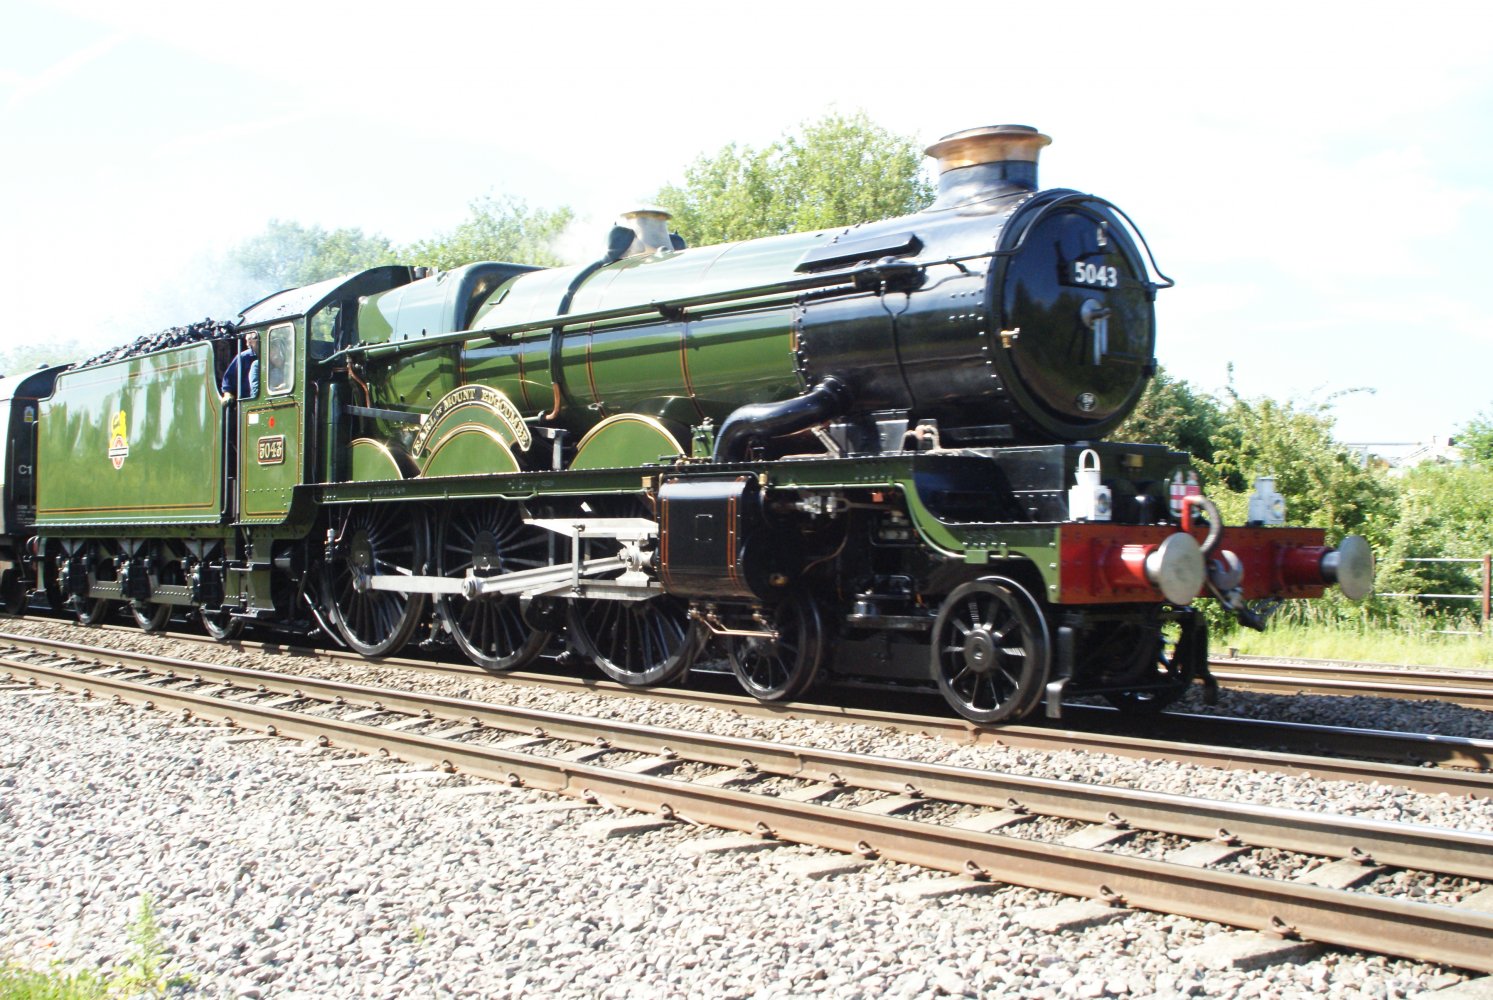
[924,124,1051,172]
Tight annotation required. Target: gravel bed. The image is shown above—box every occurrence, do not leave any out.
[2,617,1492,994]
[0,686,1474,997]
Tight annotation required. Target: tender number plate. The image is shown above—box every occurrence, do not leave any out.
[1069,261,1119,288]
[257,435,286,465]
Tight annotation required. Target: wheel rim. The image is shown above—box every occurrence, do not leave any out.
[131,601,171,632]
[200,605,243,642]
[325,505,428,657]
[434,503,551,672]
[569,595,698,686]
[73,599,111,626]
[728,594,826,702]
[932,577,1050,724]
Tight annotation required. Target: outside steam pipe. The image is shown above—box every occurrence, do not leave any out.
[712,377,850,463]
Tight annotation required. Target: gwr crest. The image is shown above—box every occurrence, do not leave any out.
[108,410,129,470]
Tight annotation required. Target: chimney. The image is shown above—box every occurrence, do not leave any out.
[924,124,1051,210]
[617,206,676,257]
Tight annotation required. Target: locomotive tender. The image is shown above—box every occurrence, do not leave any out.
[0,125,1374,723]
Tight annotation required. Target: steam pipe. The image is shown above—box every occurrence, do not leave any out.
[712,377,850,463]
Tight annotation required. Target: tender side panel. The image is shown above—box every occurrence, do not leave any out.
[36,343,224,527]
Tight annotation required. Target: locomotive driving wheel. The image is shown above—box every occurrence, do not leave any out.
[569,594,701,686]
[324,504,429,658]
[433,501,552,673]
[931,576,1051,724]
[726,592,828,703]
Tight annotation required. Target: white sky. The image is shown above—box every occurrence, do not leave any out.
[2,0,1490,446]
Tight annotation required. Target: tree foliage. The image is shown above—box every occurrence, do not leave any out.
[1457,409,1493,466]
[655,111,935,245]
[1378,462,1493,617]
[232,220,396,290]
[1114,365,1224,468]
[0,338,83,375]
[1207,389,1397,547]
[1117,368,1395,549]
[405,196,574,270]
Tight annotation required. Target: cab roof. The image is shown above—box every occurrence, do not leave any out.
[237,266,416,328]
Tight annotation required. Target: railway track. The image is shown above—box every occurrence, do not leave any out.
[3,631,1493,973]
[70,624,1493,794]
[1208,656,1493,711]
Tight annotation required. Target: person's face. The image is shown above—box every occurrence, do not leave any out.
[246,334,259,353]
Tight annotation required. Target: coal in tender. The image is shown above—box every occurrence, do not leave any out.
[75,318,240,369]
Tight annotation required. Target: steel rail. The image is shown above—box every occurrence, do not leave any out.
[1209,660,1493,710]
[4,640,1493,880]
[5,651,1493,972]
[32,629,1493,794]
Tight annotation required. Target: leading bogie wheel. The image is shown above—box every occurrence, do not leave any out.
[433,502,552,672]
[324,505,429,658]
[727,592,828,703]
[931,576,1051,724]
[1105,615,1205,714]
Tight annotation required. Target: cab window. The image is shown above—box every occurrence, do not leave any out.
[309,302,341,360]
[266,324,295,396]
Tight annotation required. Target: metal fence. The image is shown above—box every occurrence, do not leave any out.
[1377,554,1492,634]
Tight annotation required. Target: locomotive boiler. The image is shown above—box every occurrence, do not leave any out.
[3,124,1374,723]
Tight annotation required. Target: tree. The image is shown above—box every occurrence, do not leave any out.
[1378,462,1493,622]
[232,220,396,290]
[406,196,574,270]
[0,339,83,375]
[1206,388,1396,548]
[1457,410,1493,466]
[1113,366,1224,468]
[655,111,935,246]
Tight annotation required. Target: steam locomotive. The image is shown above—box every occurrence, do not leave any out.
[0,125,1374,723]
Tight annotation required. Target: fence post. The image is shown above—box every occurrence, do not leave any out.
[1483,553,1491,634]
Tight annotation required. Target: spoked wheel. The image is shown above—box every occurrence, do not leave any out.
[200,605,243,642]
[931,576,1051,724]
[129,547,184,632]
[1105,615,1206,714]
[727,593,828,702]
[130,600,171,632]
[434,502,552,672]
[324,505,429,658]
[72,598,112,627]
[569,595,700,687]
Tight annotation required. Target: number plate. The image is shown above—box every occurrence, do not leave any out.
[257,435,286,465]
[1066,260,1119,289]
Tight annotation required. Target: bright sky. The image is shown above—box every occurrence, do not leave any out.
[2,0,1490,447]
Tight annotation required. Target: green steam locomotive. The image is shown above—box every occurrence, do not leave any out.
[0,125,1373,723]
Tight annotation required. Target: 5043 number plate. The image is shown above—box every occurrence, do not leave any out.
[1068,261,1118,288]
[257,435,286,465]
